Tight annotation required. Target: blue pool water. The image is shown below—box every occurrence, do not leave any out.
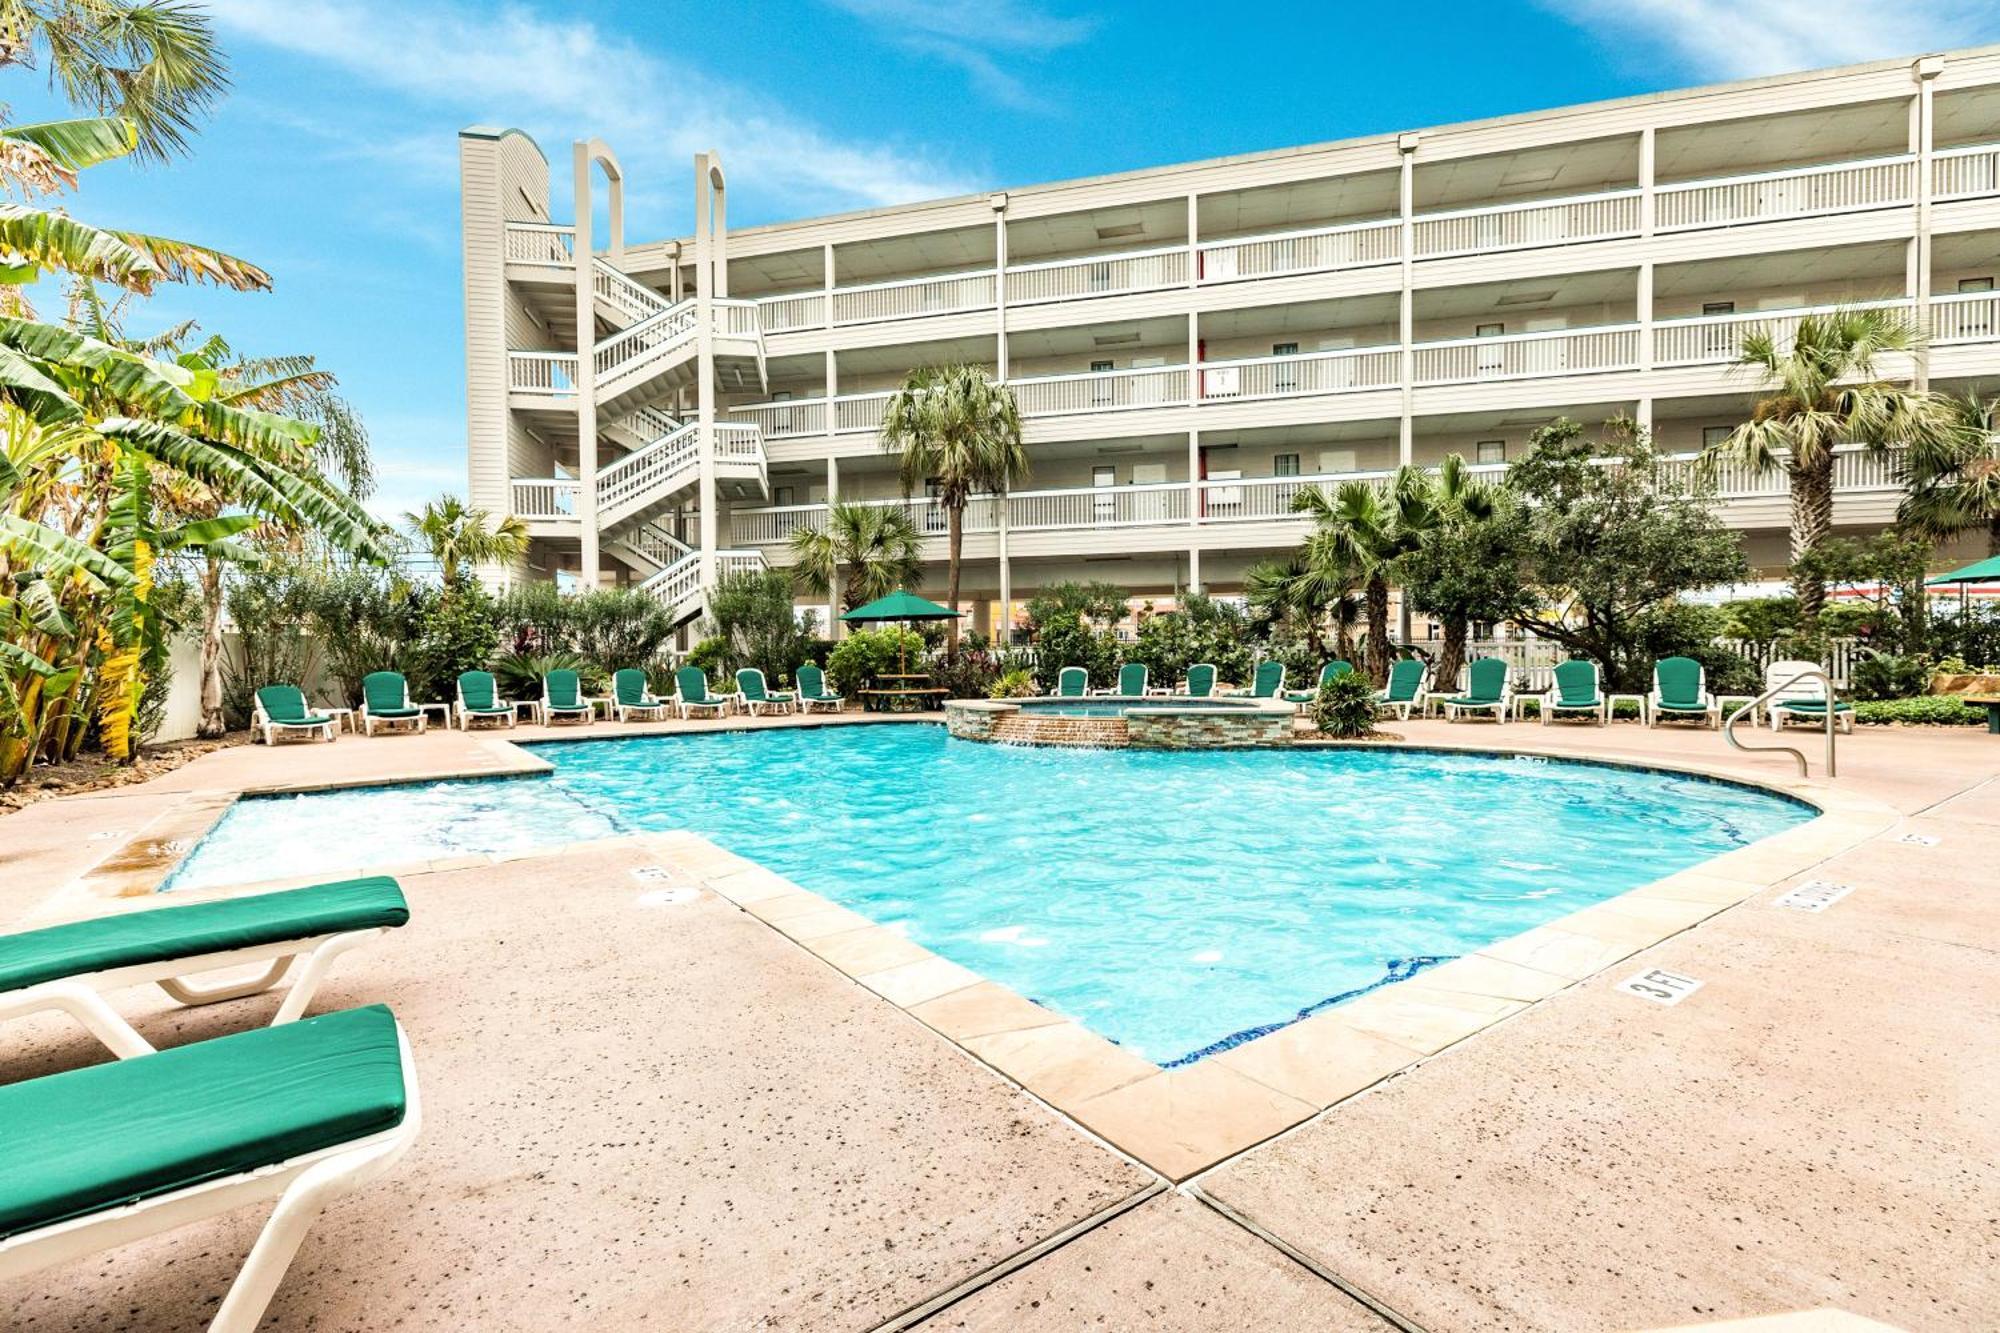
[166,728,1810,1064]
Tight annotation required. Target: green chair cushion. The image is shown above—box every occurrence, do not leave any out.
[367,706,422,719]
[0,877,408,994]
[463,705,514,716]
[255,685,315,725]
[1446,695,1501,708]
[360,673,409,715]
[272,713,335,727]
[0,1004,406,1240]
[1777,699,1853,712]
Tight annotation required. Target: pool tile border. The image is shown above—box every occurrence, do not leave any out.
[53,721,1903,1182]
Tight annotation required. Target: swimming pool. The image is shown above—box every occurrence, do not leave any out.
[1012,697,1258,719]
[166,727,1811,1065]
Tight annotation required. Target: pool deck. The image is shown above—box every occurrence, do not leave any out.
[1,712,1995,1330]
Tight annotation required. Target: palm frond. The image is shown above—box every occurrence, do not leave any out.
[0,202,159,289]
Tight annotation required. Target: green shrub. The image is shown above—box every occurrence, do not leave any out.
[825,627,923,696]
[700,570,814,680]
[221,565,321,728]
[1848,652,1932,702]
[307,566,426,707]
[1854,696,1986,726]
[491,650,594,700]
[1031,612,1121,690]
[405,583,502,704]
[571,588,678,676]
[1307,673,1378,737]
[1126,594,1252,689]
[990,668,1037,699]
[931,649,1001,700]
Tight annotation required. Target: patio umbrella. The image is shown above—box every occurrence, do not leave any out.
[1925,554,2000,614]
[840,589,965,675]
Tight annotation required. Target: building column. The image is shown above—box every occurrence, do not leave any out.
[993,194,1009,381]
[572,142,601,589]
[825,454,841,635]
[822,241,835,331]
[1636,125,1656,433]
[1397,133,1419,468]
[1912,55,1944,390]
[694,151,725,590]
[1186,428,1201,529]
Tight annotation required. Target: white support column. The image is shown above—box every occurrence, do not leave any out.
[1186,192,1199,288]
[826,454,841,634]
[822,242,835,331]
[1636,126,1656,433]
[1397,133,1418,468]
[1186,428,1202,595]
[693,151,724,591]
[572,142,600,589]
[1912,54,1943,390]
[992,194,1009,380]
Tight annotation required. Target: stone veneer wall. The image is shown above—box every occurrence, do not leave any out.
[944,700,1004,741]
[1124,708,1294,749]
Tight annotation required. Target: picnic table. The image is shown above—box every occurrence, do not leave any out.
[1966,696,2000,734]
[860,673,949,713]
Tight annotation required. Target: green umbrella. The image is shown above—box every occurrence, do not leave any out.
[1925,555,2000,614]
[840,589,964,676]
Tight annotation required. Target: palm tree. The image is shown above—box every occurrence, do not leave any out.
[1400,455,1502,689]
[1291,469,1436,685]
[1706,306,1957,620]
[1245,551,1360,661]
[879,363,1026,653]
[403,495,529,586]
[1899,388,2000,557]
[788,500,923,613]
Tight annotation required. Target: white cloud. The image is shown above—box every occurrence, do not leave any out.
[1541,0,1997,80]
[824,0,1096,110]
[206,0,979,224]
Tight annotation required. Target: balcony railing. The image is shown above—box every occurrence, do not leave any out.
[1009,365,1191,416]
[831,270,995,325]
[508,351,579,396]
[1652,298,1913,367]
[1010,482,1188,530]
[1411,325,1639,385]
[511,478,580,518]
[1198,346,1398,400]
[759,291,827,332]
[1933,143,2000,201]
[1655,154,1913,231]
[1198,218,1400,282]
[1929,290,2000,344]
[1006,246,1189,304]
[733,398,829,439]
[503,222,574,267]
[1412,189,1640,259]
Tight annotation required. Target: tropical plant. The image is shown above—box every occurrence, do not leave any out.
[305,565,422,708]
[878,363,1026,652]
[1245,552,1360,663]
[1124,593,1252,689]
[1853,695,1985,726]
[1394,454,1517,689]
[1307,671,1378,738]
[929,647,1000,700]
[699,569,814,681]
[219,562,319,729]
[1024,580,1126,627]
[787,499,923,614]
[825,625,923,696]
[1897,387,2000,556]
[490,649,593,700]
[988,667,1037,699]
[1705,306,1955,619]
[1290,469,1436,684]
[403,494,527,586]
[402,580,501,704]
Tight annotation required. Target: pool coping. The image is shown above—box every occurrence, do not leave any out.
[55,718,1900,1182]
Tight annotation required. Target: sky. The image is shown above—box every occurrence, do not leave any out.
[12,0,2000,520]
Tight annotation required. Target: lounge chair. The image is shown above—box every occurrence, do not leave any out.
[736,667,796,717]
[454,671,517,730]
[795,664,844,713]
[612,668,669,722]
[1540,659,1606,726]
[675,666,729,720]
[1764,658,1854,734]
[1050,666,1088,697]
[0,876,409,1059]
[1097,662,1148,696]
[541,669,594,725]
[358,671,426,737]
[252,685,337,745]
[0,1004,421,1333]
[1233,660,1286,699]
[1649,656,1720,728]
[1442,656,1511,723]
[1374,658,1429,721]
[1181,663,1218,698]
[1283,661,1354,707]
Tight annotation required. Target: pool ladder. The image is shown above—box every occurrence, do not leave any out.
[1723,667,1838,778]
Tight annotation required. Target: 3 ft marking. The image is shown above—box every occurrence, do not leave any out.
[1617,968,1703,1006]
[629,865,681,884]
[1894,832,1940,847]
[1774,879,1857,913]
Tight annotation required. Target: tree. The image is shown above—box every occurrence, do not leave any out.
[1290,469,1434,684]
[1399,456,1524,689]
[1023,579,1127,627]
[1706,306,1955,619]
[402,494,527,586]
[1510,418,1749,691]
[700,569,815,680]
[879,363,1026,653]
[1898,388,2000,557]
[787,498,922,614]
[1246,551,1360,662]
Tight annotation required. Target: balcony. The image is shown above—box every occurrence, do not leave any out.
[1652,298,1912,367]
[1934,143,2000,200]
[1006,246,1189,304]
[1197,218,1400,283]
[1198,346,1398,400]
[1411,325,1639,386]
[1411,190,1640,260]
[503,222,574,268]
[1654,154,1913,231]
[830,270,995,325]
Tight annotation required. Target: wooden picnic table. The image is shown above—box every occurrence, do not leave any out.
[860,674,948,712]
[1964,695,2000,734]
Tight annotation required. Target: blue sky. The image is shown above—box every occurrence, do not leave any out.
[14,0,1999,518]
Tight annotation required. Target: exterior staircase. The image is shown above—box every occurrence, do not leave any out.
[595,407,768,532]
[638,548,769,628]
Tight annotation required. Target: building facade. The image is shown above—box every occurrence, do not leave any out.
[461,46,2000,637]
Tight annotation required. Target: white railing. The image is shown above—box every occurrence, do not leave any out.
[718,299,762,339]
[1932,143,2000,201]
[835,391,893,434]
[1653,445,1903,499]
[1929,290,2000,344]
[626,523,689,567]
[592,258,669,325]
[1413,189,1640,259]
[1008,365,1190,416]
[597,422,701,517]
[1198,218,1400,282]
[503,222,574,267]
[1005,246,1188,304]
[730,503,826,547]
[1009,482,1188,530]
[510,478,579,518]
[639,548,769,621]
[732,398,829,439]
[759,291,827,332]
[1411,325,1639,385]
[1196,471,1392,522]
[507,351,578,396]
[1656,154,1913,231]
[594,302,700,381]
[1198,346,1399,401]
[1653,298,1913,367]
[831,270,995,325]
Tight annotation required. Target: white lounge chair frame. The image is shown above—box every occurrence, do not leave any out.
[1764,657,1855,734]
[251,694,336,746]
[611,675,670,722]
[1443,679,1512,723]
[1374,665,1430,721]
[676,681,729,720]
[795,668,844,714]
[358,677,426,737]
[1540,662,1607,726]
[1648,661,1722,729]
[736,668,796,716]
[0,1021,422,1333]
[453,677,518,730]
[1094,664,1149,697]
[0,927,396,1060]
[1049,666,1089,698]
[539,678,594,726]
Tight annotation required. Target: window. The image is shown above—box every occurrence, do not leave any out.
[1090,359,1114,406]
[1273,453,1301,477]
[1957,277,1994,293]
[1701,301,1738,356]
[1271,342,1299,392]
[1702,426,1732,449]
[1474,323,1505,376]
[1475,440,1506,465]
[1272,342,1298,356]
[1702,301,1736,316]
[772,485,795,507]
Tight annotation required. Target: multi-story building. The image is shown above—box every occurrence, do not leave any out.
[460,46,2000,638]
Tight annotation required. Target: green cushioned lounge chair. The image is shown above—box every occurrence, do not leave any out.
[675,665,728,720]
[541,669,594,725]
[612,668,669,722]
[1443,656,1511,723]
[252,685,337,746]
[1181,663,1217,698]
[795,663,844,714]
[1764,658,1854,735]
[358,671,426,737]
[736,667,796,717]
[1051,666,1088,697]
[0,1004,421,1332]
[1234,660,1286,699]
[1541,659,1606,726]
[1284,661,1353,708]
[1374,658,1429,721]
[0,877,409,1060]
[454,671,517,730]
[1096,662,1148,696]
[1649,656,1720,728]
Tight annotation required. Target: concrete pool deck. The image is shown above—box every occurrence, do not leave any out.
[1,712,1995,1329]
